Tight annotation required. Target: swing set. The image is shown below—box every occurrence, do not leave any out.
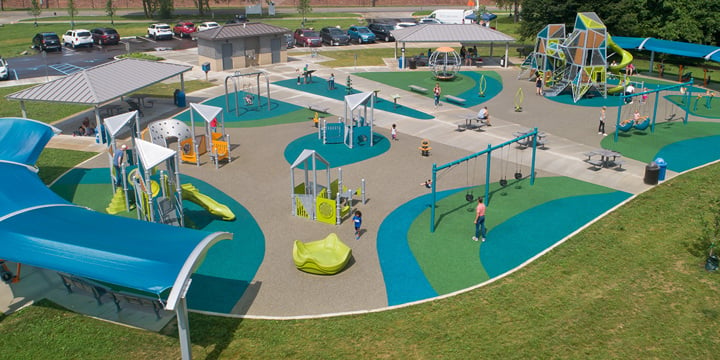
[224,70,272,117]
[429,128,540,232]
[613,79,693,142]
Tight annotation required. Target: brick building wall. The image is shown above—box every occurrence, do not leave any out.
[4,0,496,12]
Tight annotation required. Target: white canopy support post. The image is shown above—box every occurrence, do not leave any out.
[180,73,185,93]
[173,152,184,227]
[176,297,192,360]
[20,101,27,118]
[504,42,510,68]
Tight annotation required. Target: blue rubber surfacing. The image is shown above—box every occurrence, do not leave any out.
[378,189,631,306]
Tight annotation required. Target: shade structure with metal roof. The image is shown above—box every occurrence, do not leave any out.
[5,58,192,128]
[6,58,191,106]
[390,24,516,68]
[0,117,233,360]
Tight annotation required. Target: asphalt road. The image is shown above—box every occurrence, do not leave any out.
[3,35,197,80]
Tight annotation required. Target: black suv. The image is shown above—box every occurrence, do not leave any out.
[320,27,350,46]
[91,28,120,45]
[32,32,62,52]
[368,23,395,42]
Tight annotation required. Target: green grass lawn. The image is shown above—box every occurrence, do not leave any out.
[2,150,720,358]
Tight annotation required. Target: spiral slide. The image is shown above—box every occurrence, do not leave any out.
[606,34,634,94]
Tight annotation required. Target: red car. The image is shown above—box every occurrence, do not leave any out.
[293,28,321,47]
[173,22,196,38]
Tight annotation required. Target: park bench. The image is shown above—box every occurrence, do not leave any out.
[585,158,605,170]
[445,95,467,105]
[309,105,330,113]
[409,85,428,94]
[57,272,166,319]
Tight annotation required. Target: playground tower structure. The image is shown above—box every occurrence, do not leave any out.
[521,12,614,103]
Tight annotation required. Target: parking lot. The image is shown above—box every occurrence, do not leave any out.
[4,35,197,80]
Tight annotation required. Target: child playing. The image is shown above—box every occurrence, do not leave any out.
[391,124,398,141]
[353,210,362,240]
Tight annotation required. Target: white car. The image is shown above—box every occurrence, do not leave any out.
[394,22,417,30]
[0,57,9,80]
[62,29,93,48]
[197,22,220,31]
[147,23,173,40]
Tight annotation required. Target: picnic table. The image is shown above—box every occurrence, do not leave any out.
[458,115,488,131]
[584,149,623,169]
[513,129,547,148]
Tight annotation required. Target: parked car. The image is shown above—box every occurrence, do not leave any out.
[347,26,375,44]
[173,22,196,38]
[226,14,249,24]
[394,22,417,30]
[284,33,295,49]
[197,21,220,31]
[320,27,350,46]
[62,29,93,48]
[32,32,62,52]
[90,28,119,45]
[0,57,9,80]
[147,23,173,40]
[293,28,321,47]
[368,23,395,42]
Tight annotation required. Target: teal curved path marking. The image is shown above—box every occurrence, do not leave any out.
[481,192,630,278]
[284,132,390,168]
[51,168,265,314]
[273,77,434,119]
[655,135,720,172]
[455,71,503,107]
[174,93,305,125]
[378,189,460,306]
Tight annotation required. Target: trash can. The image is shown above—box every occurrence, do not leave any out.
[644,161,660,185]
[499,56,506,67]
[409,57,417,69]
[398,57,404,69]
[655,157,667,181]
[176,90,186,107]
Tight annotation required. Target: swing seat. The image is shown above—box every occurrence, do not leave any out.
[633,117,650,130]
[617,121,634,132]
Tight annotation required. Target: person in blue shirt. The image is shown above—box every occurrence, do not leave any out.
[112,144,127,187]
[353,210,362,240]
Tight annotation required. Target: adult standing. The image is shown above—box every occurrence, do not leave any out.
[433,83,441,109]
[113,144,127,187]
[598,106,607,136]
[328,73,335,90]
[472,197,487,242]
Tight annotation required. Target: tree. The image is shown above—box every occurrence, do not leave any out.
[105,0,116,25]
[496,0,522,23]
[67,0,79,29]
[157,0,173,19]
[193,0,210,17]
[29,0,41,27]
[297,0,312,27]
